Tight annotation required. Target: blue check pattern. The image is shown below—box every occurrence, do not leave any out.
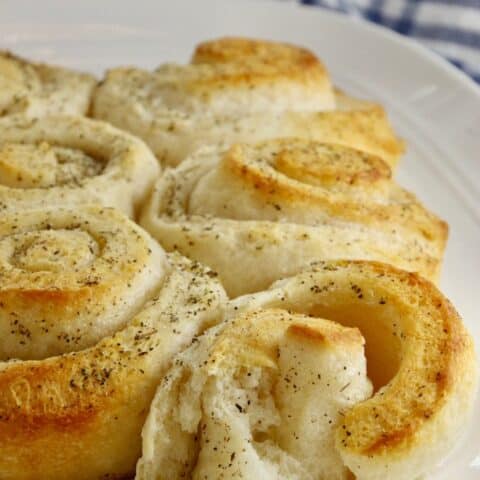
[300,0,480,83]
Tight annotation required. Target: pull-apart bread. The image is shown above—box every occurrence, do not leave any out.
[0,115,159,217]
[0,36,474,480]
[92,37,403,167]
[0,206,227,480]
[0,51,95,117]
[140,138,447,296]
[137,261,476,480]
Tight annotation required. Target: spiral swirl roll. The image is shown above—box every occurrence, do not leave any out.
[0,206,226,480]
[0,51,95,117]
[95,37,335,118]
[137,261,476,480]
[140,138,447,297]
[0,115,160,216]
[90,37,405,168]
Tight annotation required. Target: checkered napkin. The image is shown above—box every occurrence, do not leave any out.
[299,0,480,83]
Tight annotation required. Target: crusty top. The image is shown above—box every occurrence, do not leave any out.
[0,114,159,216]
[137,260,476,480]
[188,139,444,238]
[140,138,447,295]
[93,37,404,169]
[97,36,334,117]
[229,260,477,480]
[90,37,384,167]
[191,37,334,108]
[0,206,227,480]
[0,51,96,117]
[192,36,322,67]
[0,206,166,360]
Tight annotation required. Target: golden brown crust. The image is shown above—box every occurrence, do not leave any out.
[0,207,227,480]
[295,106,405,168]
[191,36,330,89]
[91,37,373,167]
[273,141,391,185]
[140,138,447,296]
[224,140,447,243]
[228,260,476,479]
[193,36,320,65]
[332,262,471,451]
[0,115,159,217]
[92,37,403,172]
[287,322,364,347]
[138,260,475,479]
[99,34,335,114]
[0,207,165,360]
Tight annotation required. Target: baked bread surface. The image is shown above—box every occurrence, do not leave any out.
[0,36,474,480]
[0,114,159,217]
[137,260,476,480]
[91,37,405,167]
[0,51,95,117]
[140,138,447,296]
[0,206,227,480]
[95,36,335,117]
[137,308,372,480]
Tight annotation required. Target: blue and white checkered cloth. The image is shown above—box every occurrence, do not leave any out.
[299,0,480,83]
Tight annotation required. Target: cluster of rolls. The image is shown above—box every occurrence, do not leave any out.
[0,37,475,480]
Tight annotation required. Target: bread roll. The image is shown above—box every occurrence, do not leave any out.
[0,206,227,480]
[95,37,335,118]
[0,115,159,217]
[0,51,95,117]
[137,308,372,480]
[140,138,447,296]
[138,260,476,480]
[93,37,402,167]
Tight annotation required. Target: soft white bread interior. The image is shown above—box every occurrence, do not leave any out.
[230,261,477,480]
[93,37,402,168]
[0,51,95,117]
[136,308,372,480]
[0,114,159,217]
[137,260,476,480]
[0,206,227,480]
[140,138,447,296]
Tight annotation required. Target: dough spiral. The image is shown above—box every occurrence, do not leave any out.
[93,37,402,167]
[0,206,226,480]
[0,51,95,117]
[137,260,476,480]
[0,115,160,216]
[140,138,447,296]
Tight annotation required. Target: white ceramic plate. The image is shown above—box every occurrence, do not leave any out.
[1,0,479,477]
